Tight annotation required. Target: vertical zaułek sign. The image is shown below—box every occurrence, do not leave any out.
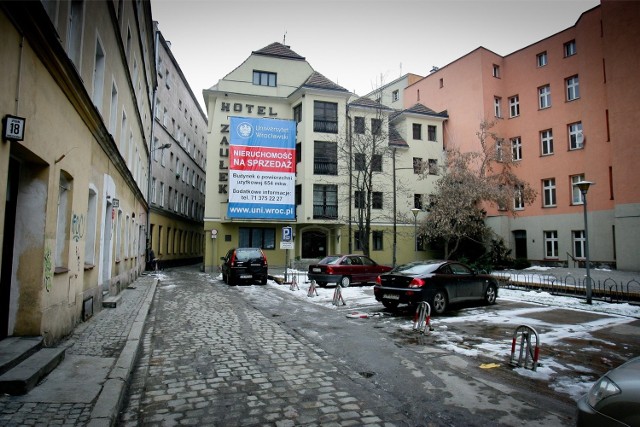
[228,117,296,220]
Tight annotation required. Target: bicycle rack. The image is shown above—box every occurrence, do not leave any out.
[413,301,433,334]
[307,280,318,297]
[332,285,346,306]
[510,324,540,371]
[289,275,299,291]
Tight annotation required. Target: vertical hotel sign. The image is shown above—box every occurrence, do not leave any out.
[228,117,296,220]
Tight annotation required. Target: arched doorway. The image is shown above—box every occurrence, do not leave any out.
[301,230,327,259]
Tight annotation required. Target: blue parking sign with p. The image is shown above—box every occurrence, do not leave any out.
[282,226,292,242]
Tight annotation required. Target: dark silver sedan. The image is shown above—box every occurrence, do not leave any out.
[373,260,499,314]
[576,355,640,426]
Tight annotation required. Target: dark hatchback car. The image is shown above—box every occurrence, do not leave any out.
[307,254,392,287]
[576,355,640,427]
[220,248,268,286]
[373,260,499,314]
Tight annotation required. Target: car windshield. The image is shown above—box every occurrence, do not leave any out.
[392,262,441,275]
[235,249,263,262]
[317,256,341,265]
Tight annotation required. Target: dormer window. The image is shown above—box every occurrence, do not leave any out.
[253,70,276,87]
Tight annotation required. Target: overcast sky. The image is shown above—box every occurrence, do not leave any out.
[151,0,601,111]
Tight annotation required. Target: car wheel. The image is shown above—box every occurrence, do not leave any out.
[340,276,351,288]
[431,290,448,314]
[382,299,399,311]
[484,283,497,305]
[228,274,237,286]
[260,277,267,286]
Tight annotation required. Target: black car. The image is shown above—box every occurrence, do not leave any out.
[373,260,499,314]
[220,248,268,285]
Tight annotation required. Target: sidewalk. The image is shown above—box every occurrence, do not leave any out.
[0,273,158,427]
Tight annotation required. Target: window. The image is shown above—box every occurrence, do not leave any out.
[495,139,503,162]
[159,182,165,207]
[372,154,382,172]
[354,232,363,251]
[492,64,500,78]
[313,184,338,219]
[566,75,580,101]
[109,83,118,134]
[372,192,383,209]
[538,85,551,109]
[428,159,438,175]
[92,38,105,109]
[296,142,302,163]
[354,116,365,134]
[564,40,577,57]
[537,51,548,67]
[439,78,443,88]
[373,231,384,250]
[427,125,437,141]
[151,178,156,203]
[253,70,276,87]
[354,153,365,171]
[540,129,554,155]
[511,137,522,161]
[509,95,520,118]
[314,141,337,175]
[56,172,73,269]
[514,185,524,210]
[293,104,302,123]
[571,174,586,204]
[85,188,98,265]
[573,230,586,258]
[371,118,382,135]
[314,101,338,133]
[68,0,84,67]
[494,97,502,118]
[354,190,365,209]
[568,122,584,150]
[412,123,422,140]
[413,157,423,174]
[544,231,559,258]
[392,90,399,102]
[414,194,424,210]
[239,227,276,249]
[543,178,556,207]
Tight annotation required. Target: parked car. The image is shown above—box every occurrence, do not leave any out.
[307,254,392,287]
[220,248,268,286]
[373,260,498,314]
[576,355,640,426]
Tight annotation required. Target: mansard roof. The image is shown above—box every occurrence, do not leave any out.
[348,97,394,111]
[302,71,350,92]
[252,42,306,61]
[388,124,409,148]
[404,103,449,118]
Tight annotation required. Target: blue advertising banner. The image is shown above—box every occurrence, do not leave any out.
[227,117,296,220]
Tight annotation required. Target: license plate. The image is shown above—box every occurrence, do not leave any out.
[384,294,400,300]
[240,274,253,279]
[312,268,321,273]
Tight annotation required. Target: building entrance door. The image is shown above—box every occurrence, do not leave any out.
[513,230,528,260]
[301,231,327,259]
[0,158,19,339]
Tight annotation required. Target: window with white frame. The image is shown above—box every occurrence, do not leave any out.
[159,182,165,207]
[544,230,559,258]
[543,178,556,207]
[427,125,437,141]
[514,185,524,210]
[566,75,580,101]
[564,40,577,57]
[492,64,500,78]
[392,90,399,102]
[573,230,586,258]
[428,159,438,175]
[538,85,551,109]
[571,174,586,205]
[568,122,584,150]
[494,97,502,118]
[151,178,157,204]
[509,95,520,118]
[495,139,503,162]
[540,129,554,155]
[511,137,522,161]
[537,51,548,67]
[253,70,276,87]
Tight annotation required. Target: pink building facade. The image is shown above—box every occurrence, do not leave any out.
[404,1,640,270]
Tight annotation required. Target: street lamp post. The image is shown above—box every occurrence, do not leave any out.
[576,180,593,304]
[411,208,420,260]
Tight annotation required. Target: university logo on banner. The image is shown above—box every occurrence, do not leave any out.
[227,117,296,220]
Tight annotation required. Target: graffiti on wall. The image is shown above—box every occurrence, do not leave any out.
[71,213,85,242]
[44,245,53,292]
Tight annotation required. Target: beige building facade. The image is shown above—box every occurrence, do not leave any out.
[0,1,155,343]
[203,43,447,272]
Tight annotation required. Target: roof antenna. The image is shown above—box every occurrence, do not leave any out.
[283,30,287,45]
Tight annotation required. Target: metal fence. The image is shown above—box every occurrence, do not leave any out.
[495,272,640,304]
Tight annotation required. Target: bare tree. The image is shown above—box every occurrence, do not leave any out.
[423,120,536,259]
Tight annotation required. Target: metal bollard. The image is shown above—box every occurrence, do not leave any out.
[307,280,318,297]
[510,324,540,371]
[332,285,346,306]
[413,301,433,334]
